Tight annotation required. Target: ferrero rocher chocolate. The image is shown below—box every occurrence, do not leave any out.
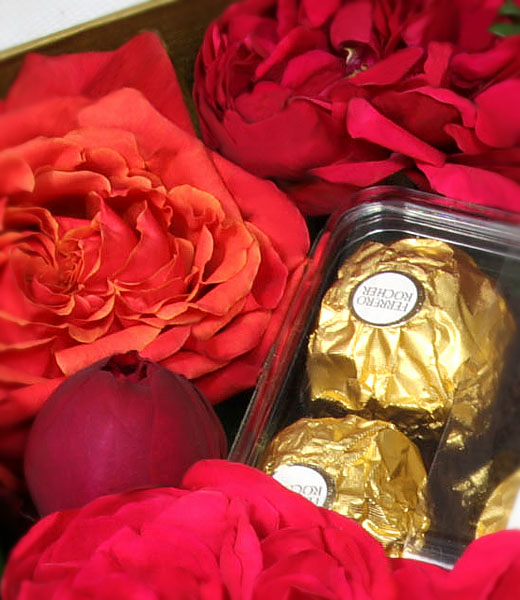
[476,469,520,538]
[261,415,430,556]
[307,238,515,449]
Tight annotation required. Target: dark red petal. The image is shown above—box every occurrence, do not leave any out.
[329,0,374,50]
[419,162,520,212]
[312,155,409,186]
[349,48,423,86]
[347,98,445,166]
[475,80,520,148]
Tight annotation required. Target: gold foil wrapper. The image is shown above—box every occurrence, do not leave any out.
[261,415,430,556]
[476,469,520,538]
[307,238,515,448]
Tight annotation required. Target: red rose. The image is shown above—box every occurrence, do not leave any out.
[0,33,309,471]
[2,460,396,599]
[194,0,520,215]
[393,531,520,599]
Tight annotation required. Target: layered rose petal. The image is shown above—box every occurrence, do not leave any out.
[195,0,520,215]
[393,531,520,600]
[347,97,446,166]
[0,33,309,474]
[2,460,396,600]
[4,32,194,136]
[419,162,520,212]
[475,80,520,148]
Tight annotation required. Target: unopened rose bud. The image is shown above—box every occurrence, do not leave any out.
[25,352,227,515]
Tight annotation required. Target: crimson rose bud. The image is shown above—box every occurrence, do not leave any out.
[24,352,227,515]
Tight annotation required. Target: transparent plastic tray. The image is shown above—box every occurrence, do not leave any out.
[230,186,520,568]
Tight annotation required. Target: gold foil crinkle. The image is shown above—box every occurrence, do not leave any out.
[261,415,430,556]
[307,238,515,449]
[476,469,520,538]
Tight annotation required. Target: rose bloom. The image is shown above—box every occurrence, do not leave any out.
[195,0,520,215]
[2,460,396,599]
[393,530,520,599]
[0,33,309,472]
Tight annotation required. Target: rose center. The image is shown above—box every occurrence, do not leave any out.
[341,43,376,77]
[53,240,83,292]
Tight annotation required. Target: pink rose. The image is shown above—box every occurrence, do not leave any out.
[0,33,309,471]
[2,460,395,599]
[393,531,520,599]
[194,0,520,215]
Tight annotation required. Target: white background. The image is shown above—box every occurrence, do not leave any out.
[0,0,146,52]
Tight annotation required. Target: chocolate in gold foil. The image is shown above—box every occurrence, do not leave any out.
[307,238,515,448]
[261,415,429,555]
[476,469,520,538]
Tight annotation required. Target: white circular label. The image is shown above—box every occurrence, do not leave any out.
[272,464,330,507]
[350,271,422,326]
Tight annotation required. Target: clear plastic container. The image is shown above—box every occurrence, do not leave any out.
[229,186,520,568]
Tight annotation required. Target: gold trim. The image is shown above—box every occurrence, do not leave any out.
[0,0,179,61]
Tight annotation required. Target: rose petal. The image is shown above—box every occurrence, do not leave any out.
[411,87,476,128]
[301,0,342,28]
[281,178,358,216]
[255,27,326,80]
[68,311,115,344]
[183,460,329,529]
[220,504,262,600]
[0,98,88,150]
[349,47,423,86]
[281,50,343,92]
[116,202,173,284]
[0,341,62,409]
[392,557,447,600]
[195,243,261,316]
[329,0,374,50]
[5,32,194,135]
[190,298,248,341]
[424,41,453,88]
[148,147,242,224]
[451,36,520,88]
[246,223,288,309]
[0,138,83,176]
[206,96,345,180]
[0,377,63,428]
[195,260,306,401]
[347,97,445,166]
[419,162,520,212]
[0,155,35,196]
[312,154,409,186]
[455,0,504,52]
[372,88,466,147]
[454,148,520,182]
[236,82,292,122]
[55,325,160,376]
[162,350,223,380]
[65,128,144,170]
[94,200,139,282]
[211,152,309,270]
[475,80,520,148]
[140,326,191,362]
[205,223,254,285]
[32,170,111,206]
[444,124,489,154]
[191,310,271,363]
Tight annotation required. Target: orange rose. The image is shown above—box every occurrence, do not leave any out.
[0,33,309,471]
